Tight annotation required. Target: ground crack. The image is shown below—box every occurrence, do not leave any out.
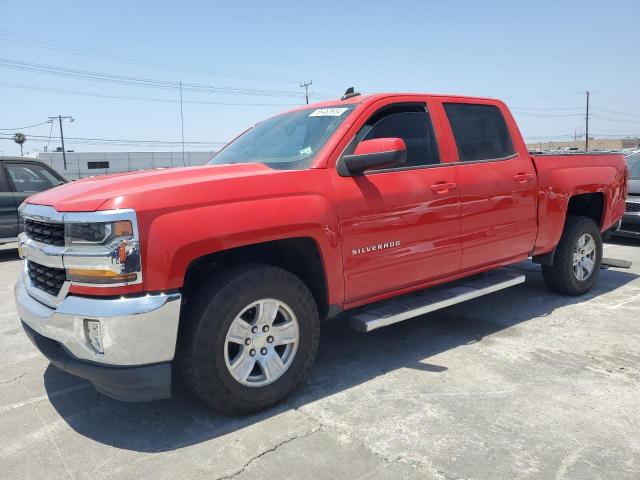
[283,399,447,479]
[214,426,322,480]
[0,373,25,384]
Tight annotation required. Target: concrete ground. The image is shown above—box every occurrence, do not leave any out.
[1,239,639,479]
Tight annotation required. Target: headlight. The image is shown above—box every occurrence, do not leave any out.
[63,216,141,285]
[65,220,133,246]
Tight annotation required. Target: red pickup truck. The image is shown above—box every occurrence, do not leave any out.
[15,92,628,414]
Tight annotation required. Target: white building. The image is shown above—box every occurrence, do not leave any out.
[37,151,216,180]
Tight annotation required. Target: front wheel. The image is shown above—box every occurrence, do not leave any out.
[178,264,320,414]
[542,216,603,295]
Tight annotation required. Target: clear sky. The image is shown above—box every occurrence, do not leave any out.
[1,0,639,156]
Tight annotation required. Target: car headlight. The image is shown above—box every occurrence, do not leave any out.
[63,218,141,285]
[65,220,133,246]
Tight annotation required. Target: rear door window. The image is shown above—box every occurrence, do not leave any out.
[444,103,515,162]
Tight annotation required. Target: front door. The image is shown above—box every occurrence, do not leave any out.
[331,101,461,304]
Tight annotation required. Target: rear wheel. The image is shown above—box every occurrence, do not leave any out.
[179,264,320,415]
[542,216,602,295]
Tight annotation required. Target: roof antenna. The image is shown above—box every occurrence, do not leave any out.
[341,87,361,101]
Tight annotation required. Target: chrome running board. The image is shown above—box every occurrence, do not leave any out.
[349,269,526,332]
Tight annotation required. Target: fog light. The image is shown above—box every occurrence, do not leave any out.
[84,319,104,353]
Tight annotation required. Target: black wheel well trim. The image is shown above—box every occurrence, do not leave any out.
[182,237,331,318]
[565,192,606,229]
[532,206,605,266]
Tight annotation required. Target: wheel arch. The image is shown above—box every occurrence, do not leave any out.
[182,237,334,319]
[533,192,605,265]
[566,192,606,228]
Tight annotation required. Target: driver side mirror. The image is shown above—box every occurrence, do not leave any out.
[337,138,407,176]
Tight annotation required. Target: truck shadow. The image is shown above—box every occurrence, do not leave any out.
[43,262,639,453]
[0,246,20,263]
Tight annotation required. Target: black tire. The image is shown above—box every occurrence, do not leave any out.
[178,264,320,415]
[542,216,603,296]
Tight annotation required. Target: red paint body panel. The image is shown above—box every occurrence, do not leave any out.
[353,137,406,156]
[26,93,628,313]
[530,153,628,255]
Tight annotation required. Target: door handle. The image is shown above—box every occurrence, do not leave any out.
[514,173,534,183]
[430,182,457,193]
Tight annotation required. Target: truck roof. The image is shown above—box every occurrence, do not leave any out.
[287,92,506,113]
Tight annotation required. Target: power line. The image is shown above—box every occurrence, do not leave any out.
[0,29,309,84]
[510,106,584,112]
[0,120,51,130]
[512,111,584,118]
[0,57,334,99]
[0,29,346,90]
[0,81,299,106]
[592,107,640,118]
[0,132,226,146]
[591,115,640,124]
[501,92,585,100]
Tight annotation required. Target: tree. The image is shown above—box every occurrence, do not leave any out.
[13,132,26,156]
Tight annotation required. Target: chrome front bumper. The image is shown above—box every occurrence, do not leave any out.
[15,270,182,366]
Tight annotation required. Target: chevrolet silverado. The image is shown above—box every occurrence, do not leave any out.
[15,92,628,414]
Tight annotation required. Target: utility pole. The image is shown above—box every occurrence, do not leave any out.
[584,90,590,152]
[300,80,312,104]
[179,81,185,166]
[48,115,74,170]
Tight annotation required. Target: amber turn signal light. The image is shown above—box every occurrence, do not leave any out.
[113,220,134,237]
[67,268,137,284]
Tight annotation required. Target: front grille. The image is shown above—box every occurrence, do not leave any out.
[27,261,66,296]
[626,201,640,213]
[24,219,65,246]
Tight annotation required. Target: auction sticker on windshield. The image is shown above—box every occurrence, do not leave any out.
[309,108,349,117]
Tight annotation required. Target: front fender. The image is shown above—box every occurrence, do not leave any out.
[139,194,343,304]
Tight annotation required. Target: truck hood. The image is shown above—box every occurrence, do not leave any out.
[26,164,277,212]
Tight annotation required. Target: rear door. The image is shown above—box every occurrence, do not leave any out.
[0,163,18,239]
[330,98,461,304]
[439,101,537,270]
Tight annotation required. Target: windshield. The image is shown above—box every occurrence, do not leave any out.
[627,152,640,179]
[207,105,356,170]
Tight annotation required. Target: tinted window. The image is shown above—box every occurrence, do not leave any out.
[88,161,109,169]
[0,167,9,193]
[357,105,439,168]
[444,103,515,161]
[5,163,63,193]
